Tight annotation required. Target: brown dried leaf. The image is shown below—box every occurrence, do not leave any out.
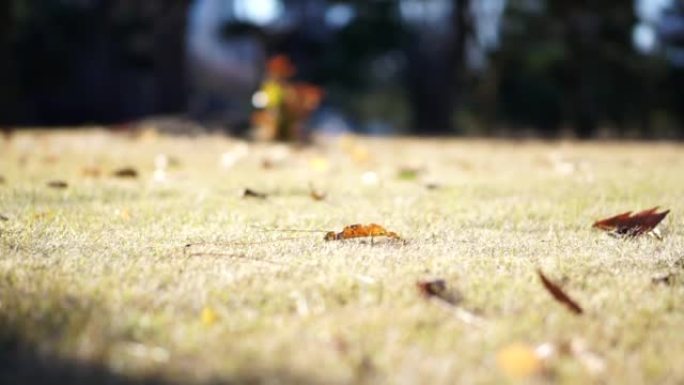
[537,269,583,315]
[593,207,669,237]
[324,223,401,241]
[309,183,326,201]
[112,167,138,178]
[416,279,447,299]
[0,175,5,184]
[651,272,677,286]
[47,180,68,189]
[243,188,268,200]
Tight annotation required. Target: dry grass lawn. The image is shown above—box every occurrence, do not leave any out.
[0,130,683,384]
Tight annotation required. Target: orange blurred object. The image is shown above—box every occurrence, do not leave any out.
[267,55,296,79]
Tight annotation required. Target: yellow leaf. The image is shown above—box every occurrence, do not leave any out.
[201,307,218,326]
[496,343,543,379]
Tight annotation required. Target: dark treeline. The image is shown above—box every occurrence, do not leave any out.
[2,0,684,138]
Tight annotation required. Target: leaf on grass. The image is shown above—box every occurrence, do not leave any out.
[416,279,447,299]
[416,278,462,305]
[201,307,218,326]
[592,207,669,238]
[47,180,68,189]
[497,343,544,379]
[0,214,9,221]
[397,167,422,181]
[324,223,400,241]
[651,272,677,286]
[112,167,139,178]
[309,183,327,201]
[416,278,481,325]
[81,166,102,178]
[243,188,268,199]
[538,269,583,315]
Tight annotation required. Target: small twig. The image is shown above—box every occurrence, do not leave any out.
[430,296,486,327]
[184,251,286,266]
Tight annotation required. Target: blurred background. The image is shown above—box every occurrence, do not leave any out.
[1,0,683,138]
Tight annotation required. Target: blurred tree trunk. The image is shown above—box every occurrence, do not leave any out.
[0,1,16,125]
[406,0,469,135]
[152,0,190,114]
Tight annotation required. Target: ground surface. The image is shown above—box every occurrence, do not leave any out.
[0,130,683,385]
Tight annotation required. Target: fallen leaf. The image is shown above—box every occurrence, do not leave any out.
[0,214,8,221]
[81,166,102,178]
[651,272,677,286]
[201,307,218,326]
[0,175,5,184]
[261,158,275,169]
[416,279,447,299]
[397,167,422,181]
[243,188,268,199]
[593,207,669,238]
[538,269,583,315]
[416,278,481,325]
[47,180,68,189]
[497,343,544,379]
[309,183,327,201]
[324,223,400,241]
[112,167,139,178]
[119,208,131,221]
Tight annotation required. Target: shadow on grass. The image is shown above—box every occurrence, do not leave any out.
[0,342,323,385]
[0,282,324,385]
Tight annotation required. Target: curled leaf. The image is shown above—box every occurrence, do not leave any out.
[47,180,68,189]
[416,279,447,299]
[243,188,268,200]
[651,272,677,286]
[112,167,139,178]
[324,223,400,242]
[537,269,583,315]
[593,207,669,238]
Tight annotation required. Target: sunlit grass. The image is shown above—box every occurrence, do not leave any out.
[1,131,683,384]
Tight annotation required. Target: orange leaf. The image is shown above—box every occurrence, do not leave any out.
[538,269,583,315]
[497,343,543,379]
[324,223,401,241]
[267,55,296,79]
